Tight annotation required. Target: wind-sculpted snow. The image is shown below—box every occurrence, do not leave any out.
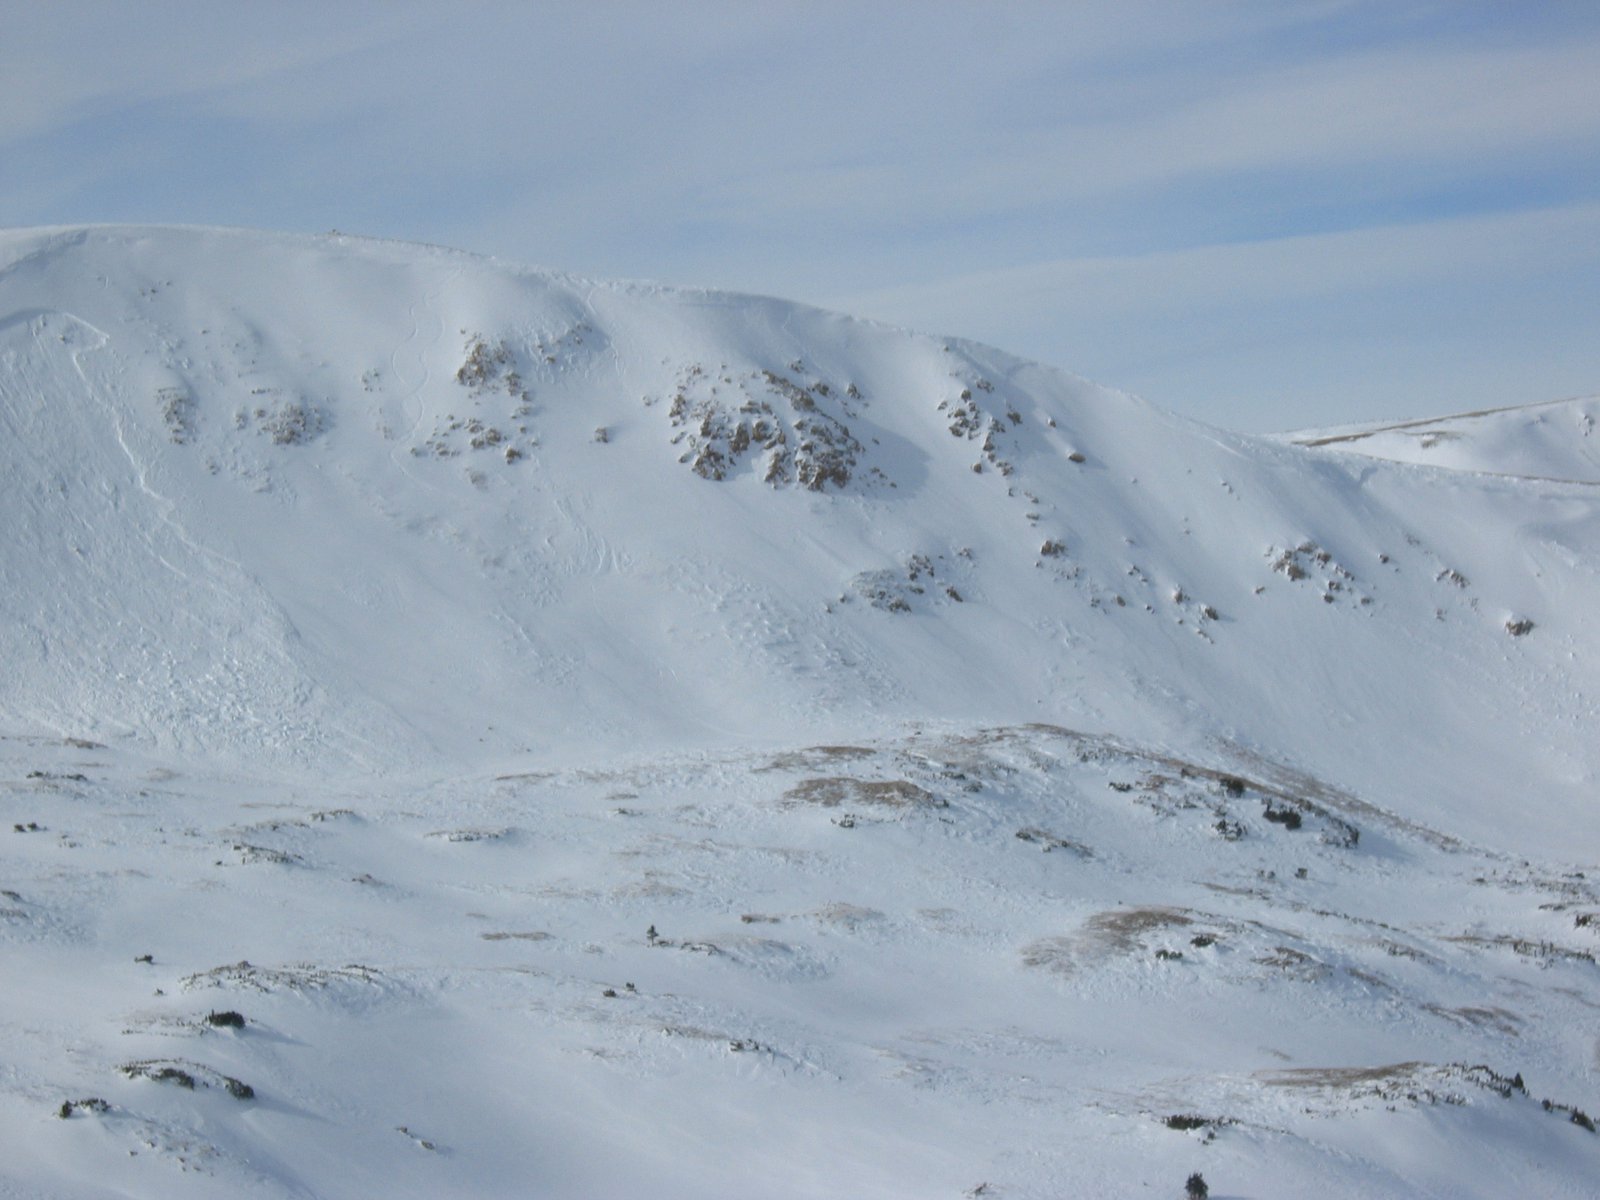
[1,226,1597,1196]
[2,726,1597,1198]
[1291,395,1600,483]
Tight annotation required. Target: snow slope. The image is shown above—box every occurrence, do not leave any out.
[1,226,1596,1197]
[1289,396,1600,484]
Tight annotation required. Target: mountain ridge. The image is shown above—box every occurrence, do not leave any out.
[2,224,1597,1198]
[2,224,1594,856]
[1287,394,1600,484]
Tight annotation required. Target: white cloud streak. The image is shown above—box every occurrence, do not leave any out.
[832,204,1600,430]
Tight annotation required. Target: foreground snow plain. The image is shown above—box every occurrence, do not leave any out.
[1,227,1596,1197]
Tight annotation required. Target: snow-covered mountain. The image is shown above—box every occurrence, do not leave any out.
[2,226,1596,1198]
[1288,396,1600,484]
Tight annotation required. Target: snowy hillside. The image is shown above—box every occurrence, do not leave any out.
[1,226,1596,1198]
[1289,397,1600,484]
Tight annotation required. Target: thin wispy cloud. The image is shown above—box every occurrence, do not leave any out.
[837,203,1600,429]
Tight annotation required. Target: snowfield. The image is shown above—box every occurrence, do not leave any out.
[1288,397,1600,484]
[1,226,1596,1197]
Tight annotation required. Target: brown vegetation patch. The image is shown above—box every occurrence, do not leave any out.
[1424,1004,1522,1036]
[1023,906,1196,975]
[760,745,877,772]
[1082,907,1194,952]
[480,931,552,942]
[784,777,944,809]
[1260,1062,1425,1090]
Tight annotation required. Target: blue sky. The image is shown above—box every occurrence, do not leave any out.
[4,1,1598,431]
